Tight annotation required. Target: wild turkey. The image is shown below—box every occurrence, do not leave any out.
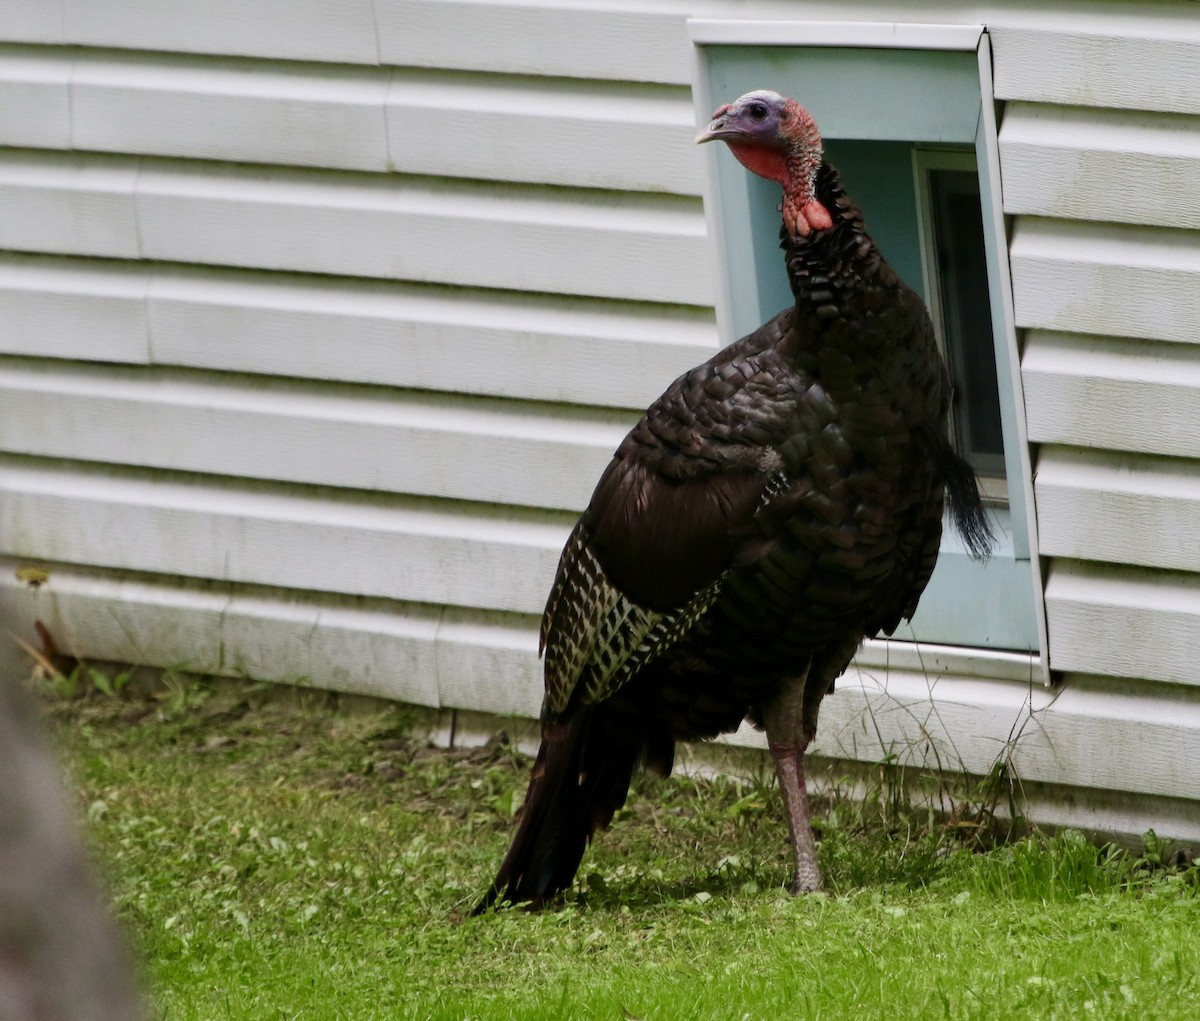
[474,89,992,911]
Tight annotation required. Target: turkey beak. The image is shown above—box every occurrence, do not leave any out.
[695,103,736,144]
[695,117,727,145]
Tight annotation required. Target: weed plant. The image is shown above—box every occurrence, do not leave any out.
[37,673,1200,1021]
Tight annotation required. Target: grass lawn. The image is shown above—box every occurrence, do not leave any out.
[42,675,1200,1020]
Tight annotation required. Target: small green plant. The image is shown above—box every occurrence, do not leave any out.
[46,664,135,700]
[45,665,80,700]
[87,666,133,699]
[16,629,136,702]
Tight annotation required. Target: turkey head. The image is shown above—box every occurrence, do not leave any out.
[696,89,833,240]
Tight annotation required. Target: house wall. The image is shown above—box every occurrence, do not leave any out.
[2,0,1200,838]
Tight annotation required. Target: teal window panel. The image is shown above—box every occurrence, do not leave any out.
[702,45,983,143]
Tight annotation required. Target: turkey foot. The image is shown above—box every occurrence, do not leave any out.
[769,741,822,893]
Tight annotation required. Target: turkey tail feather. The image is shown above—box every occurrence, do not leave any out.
[473,705,657,914]
[940,445,995,563]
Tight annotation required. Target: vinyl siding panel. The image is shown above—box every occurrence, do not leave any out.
[144,270,717,408]
[69,53,394,172]
[0,459,566,616]
[136,166,708,303]
[0,253,715,407]
[0,2,65,45]
[375,2,692,85]
[991,25,1200,115]
[385,72,700,194]
[0,47,71,148]
[1044,561,1200,687]
[1,557,544,718]
[0,151,710,305]
[1000,103,1200,232]
[0,360,625,511]
[1009,218,1200,346]
[58,0,381,65]
[1035,447,1200,577]
[2,47,699,194]
[196,173,700,305]
[0,256,151,362]
[5,1,690,82]
[4,0,1200,841]
[4,563,447,708]
[0,154,140,259]
[1022,332,1200,460]
[8,0,1199,98]
[816,665,1200,807]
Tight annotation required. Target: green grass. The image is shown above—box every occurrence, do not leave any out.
[42,675,1200,1020]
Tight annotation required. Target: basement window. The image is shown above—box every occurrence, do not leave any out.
[689,20,1045,662]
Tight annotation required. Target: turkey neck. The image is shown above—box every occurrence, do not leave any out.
[779,162,928,398]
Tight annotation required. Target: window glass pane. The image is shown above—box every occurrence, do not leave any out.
[928,169,1005,478]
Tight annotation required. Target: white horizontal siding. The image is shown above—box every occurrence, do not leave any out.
[991,23,1200,115]
[1035,447,1200,576]
[58,0,382,65]
[0,152,710,306]
[1000,102,1200,231]
[1009,218,1200,345]
[0,255,716,407]
[0,47,70,148]
[0,1,690,81]
[434,608,545,718]
[0,559,548,716]
[0,360,627,512]
[7,1,1197,105]
[131,166,707,303]
[0,1,64,46]
[386,72,699,194]
[0,153,140,258]
[0,458,566,616]
[1045,561,1200,687]
[146,270,716,407]
[6,565,444,708]
[1022,332,1200,460]
[70,51,393,173]
[376,2,691,84]
[0,256,150,363]
[2,0,689,80]
[815,665,1200,804]
[0,47,699,194]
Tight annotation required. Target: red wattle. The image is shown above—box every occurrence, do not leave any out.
[726,144,788,185]
[802,200,833,231]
